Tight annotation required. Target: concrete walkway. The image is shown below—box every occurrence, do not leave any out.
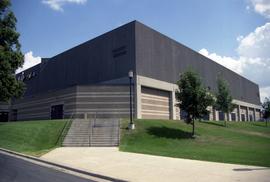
[41,147,270,182]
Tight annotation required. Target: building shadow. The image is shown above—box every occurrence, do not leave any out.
[147,126,194,139]
[233,167,269,172]
[252,122,268,128]
[201,121,225,127]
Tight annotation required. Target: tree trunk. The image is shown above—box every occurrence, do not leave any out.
[192,119,195,136]
[224,113,227,127]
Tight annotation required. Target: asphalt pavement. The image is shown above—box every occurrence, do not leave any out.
[0,152,94,182]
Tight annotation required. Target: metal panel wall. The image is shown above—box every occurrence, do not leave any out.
[135,21,260,105]
[17,22,136,97]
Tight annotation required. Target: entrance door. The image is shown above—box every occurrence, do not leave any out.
[141,86,170,119]
[231,113,236,121]
[218,111,225,121]
[0,112,9,122]
[249,115,253,121]
[51,104,63,119]
[241,114,246,121]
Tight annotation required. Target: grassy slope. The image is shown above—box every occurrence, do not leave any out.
[0,120,67,156]
[120,119,270,167]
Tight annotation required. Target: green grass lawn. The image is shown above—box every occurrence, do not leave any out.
[120,119,270,167]
[0,120,67,156]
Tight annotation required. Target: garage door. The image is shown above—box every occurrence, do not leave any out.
[141,86,170,119]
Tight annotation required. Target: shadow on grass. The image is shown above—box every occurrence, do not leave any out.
[147,126,194,139]
[233,167,269,171]
[251,122,269,128]
[201,121,225,127]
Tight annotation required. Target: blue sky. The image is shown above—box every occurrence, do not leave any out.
[12,0,270,100]
[12,0,264,57]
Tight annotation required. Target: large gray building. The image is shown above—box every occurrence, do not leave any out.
[0,20,262,122]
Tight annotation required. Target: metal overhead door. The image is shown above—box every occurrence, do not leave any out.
[141,86,170,119]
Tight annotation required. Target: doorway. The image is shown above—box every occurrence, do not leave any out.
[0,112,9,122]
[51,104,63,119]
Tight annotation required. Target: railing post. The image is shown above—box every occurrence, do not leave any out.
[89,118,91,147]
[118,119,120,145]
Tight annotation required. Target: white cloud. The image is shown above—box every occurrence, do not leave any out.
[249,0,270,18]
[42,0,87,11]
[199,23,270,102]
[199,48,244,74]
[16,51,41,74]
[237,22,270,58]
[199,49,270,101]
[260,86,270,100]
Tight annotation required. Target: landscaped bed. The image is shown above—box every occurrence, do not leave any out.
[120,119,270,167]
[0,120,68,156]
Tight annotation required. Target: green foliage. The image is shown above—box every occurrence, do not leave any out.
[175,70,214,123]
[262,97,270,120]
[214,76,234,123]
[120,119,270,167]
[0,0,24,102]
[215,76,234,113]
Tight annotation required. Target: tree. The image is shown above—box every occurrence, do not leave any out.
[214,76,234,127]
[176,70,214,136]
[0,0,24,102]
[262,97,270,126]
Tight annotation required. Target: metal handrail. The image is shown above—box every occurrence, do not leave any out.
[118,119,121,145]
[89,112,97,147]
[89,116,91,147]
[56,112,74,146]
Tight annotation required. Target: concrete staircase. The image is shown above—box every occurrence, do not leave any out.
[91,118,120,147]
[62,119,91,147]
[62,118,120,147]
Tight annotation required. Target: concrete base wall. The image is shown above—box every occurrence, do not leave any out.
[73,85,132,119]
[11,85,131,121]
[9,75,262,122]
[136,75,262,121]
[11,86,77,121]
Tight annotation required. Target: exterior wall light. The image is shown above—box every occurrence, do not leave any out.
[128,70,135,129]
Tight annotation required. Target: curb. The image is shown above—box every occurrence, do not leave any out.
[0,147,127,182]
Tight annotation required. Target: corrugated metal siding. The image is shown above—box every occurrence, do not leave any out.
[135,21,260,105]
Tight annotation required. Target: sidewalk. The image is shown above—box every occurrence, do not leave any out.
[41,147,270,182]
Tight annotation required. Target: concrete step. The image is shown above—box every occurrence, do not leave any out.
[64,139,90,142]
[63,144,90,147]
[63,118,120,147]
[91,141,119,143]
[92,132,119,135]
[65,134,90,136]
[92,132,118,134]
[91,134,118,137]
[91,136,118,139]
[63,142,90,145]
[90,144,119,147]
